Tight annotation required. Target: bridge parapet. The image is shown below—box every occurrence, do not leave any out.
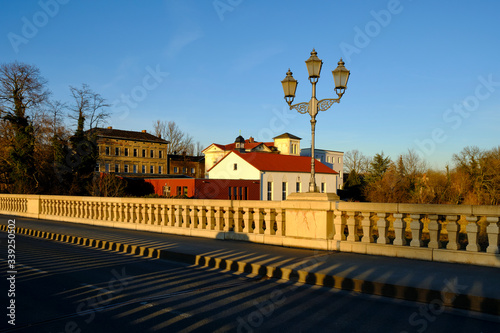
[0,194,498,267]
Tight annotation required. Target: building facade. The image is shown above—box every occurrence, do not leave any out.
[167,154,205,178]
[202,132,301,172]
[300,148,344,189]
[207,151,338,200]
[90,127,170,176]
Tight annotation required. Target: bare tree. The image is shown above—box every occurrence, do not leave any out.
[194,141,204,156]
[344,149,369,174]
[69,84,110,130]
[153,120,195,154]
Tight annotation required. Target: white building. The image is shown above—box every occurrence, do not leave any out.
[301,148,344,189]
[207,151,338,200]
[202,133,301,173]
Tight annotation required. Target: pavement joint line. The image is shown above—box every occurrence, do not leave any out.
[1,224,498,316]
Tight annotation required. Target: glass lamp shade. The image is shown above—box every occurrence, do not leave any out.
[281,69,298,98]
[332,58,350,90]
[305,49,323,79]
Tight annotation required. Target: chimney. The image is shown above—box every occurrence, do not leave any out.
[249,136,254,143]
[107,126,112,129]
[142,130,147,133]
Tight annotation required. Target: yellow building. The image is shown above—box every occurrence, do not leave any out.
[90,127,170,175]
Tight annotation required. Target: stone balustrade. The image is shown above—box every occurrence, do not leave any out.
[0,194,499,267]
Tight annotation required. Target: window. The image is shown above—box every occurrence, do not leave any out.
[282,182,287,200]
[321,182,326,193]
[124,148,129,156]
[150,165,154,174]
[296,182,301,193]
[95,163,100,172]
[142,149,146,157]
[133,165,137,173]
[338,157,341,163]
[183,186,188,196]
[158,165,162,174]
[228,187,232,200]
[234,187,238,200]
[183,167,187,174]
[238,187,242,200]
[150,150,154,158]
[142,165,146,173]
[234,163,237,170]
[177,186,182,196]
[243,187,248,200]
[124,164,129,173]
[267,182,273,201]
[174,167,178,173]
[114,164,119,173]
[105,147,110,155]
[191,167,195,174]
[115,147,120,156]
[105,164,110,172]
[159,150,163,159]
[133,149,138,157]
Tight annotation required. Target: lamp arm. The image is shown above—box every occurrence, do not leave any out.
[317,97,341,112]
[289,101,309,114]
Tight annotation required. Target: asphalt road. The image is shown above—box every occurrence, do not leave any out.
[0,233,498,333]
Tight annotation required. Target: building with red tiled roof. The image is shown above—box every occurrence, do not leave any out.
[202,133,301,173]
[207,151,338,201]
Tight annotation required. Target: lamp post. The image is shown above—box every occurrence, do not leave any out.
[281,49,350,192]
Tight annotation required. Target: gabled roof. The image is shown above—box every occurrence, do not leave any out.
[88,128,169,144]
[209,151,337,174]
[273,132,302,140]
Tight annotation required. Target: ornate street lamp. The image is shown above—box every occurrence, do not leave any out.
[281,49,350,192]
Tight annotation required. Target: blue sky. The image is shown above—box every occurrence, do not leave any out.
[1,0,499,169]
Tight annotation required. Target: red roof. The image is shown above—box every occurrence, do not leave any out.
[203,139,276,153]
[231,151,337,174]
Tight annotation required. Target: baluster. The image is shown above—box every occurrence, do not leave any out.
[190,206,198,229]
[465,215,479,252]
[233,207,243,232]
[346,211,358,242]
[148,204,155,224]
[168,205,176,226]
[486,217,499,254]
[223,206,233,232]
[333,210,346,241]
[377,213,390,244]
[393,213,406,246]
[197,206,206,229]
[264,208,275,235]
[183,205,191,228]
[114,202,120,222]
[360,212,373,243]
[155,204,161,225]
[206,207,215,230]
[254,208,264,234]
[445,215,460,250]
[214,207,223,231]
[275,208,284,236]
[410,214,423,247]
[243,207,253,233]
[428,214,441,249]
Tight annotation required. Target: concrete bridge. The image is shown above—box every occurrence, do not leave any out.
[1,193,499,267]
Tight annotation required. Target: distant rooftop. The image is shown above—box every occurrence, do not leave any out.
[88,127,169,144]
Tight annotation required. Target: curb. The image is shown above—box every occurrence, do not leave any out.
[2,225,498,316]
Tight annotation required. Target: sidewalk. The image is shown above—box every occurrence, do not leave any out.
[1,214,499,315]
